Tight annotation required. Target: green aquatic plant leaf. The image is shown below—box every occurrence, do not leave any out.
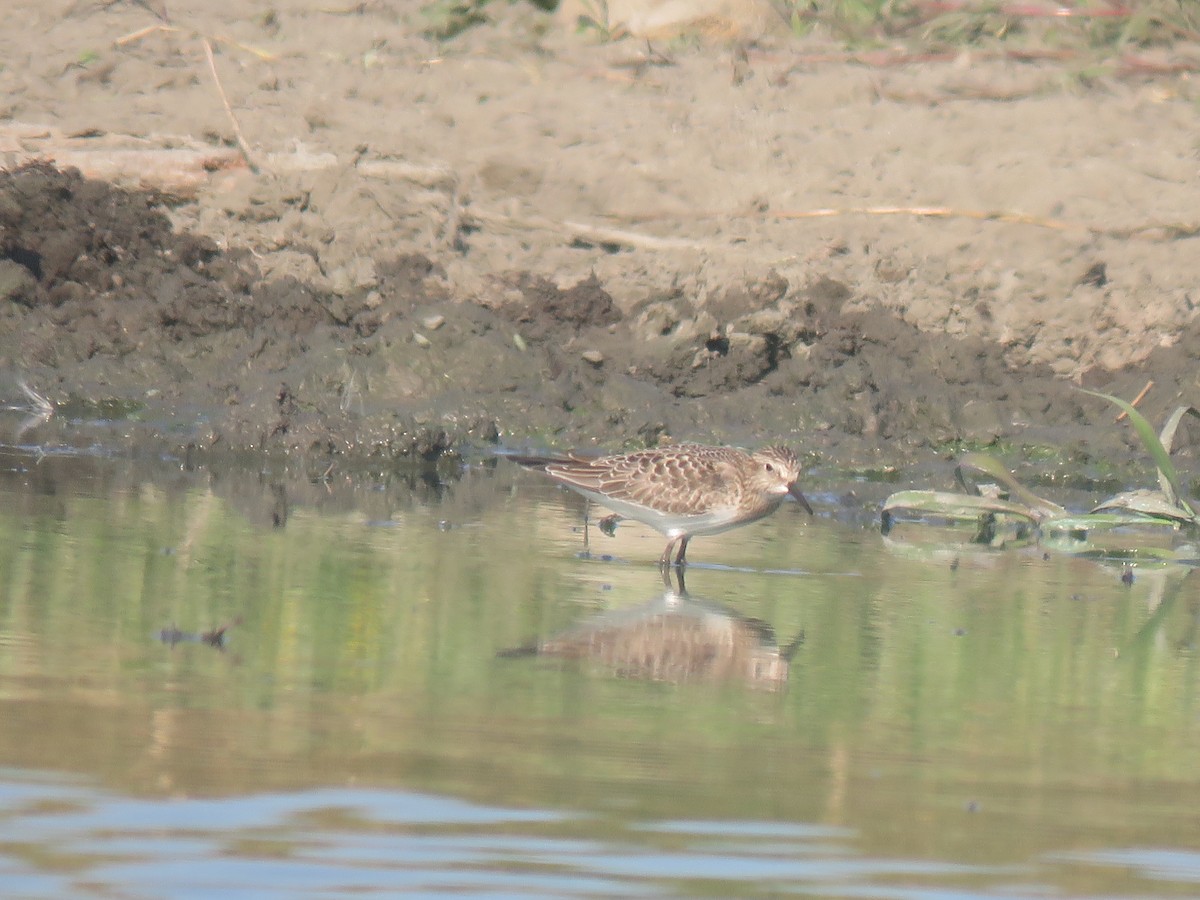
[1079,390,1198,521]
[955,452,1067,522]
[881,490,1040,523]
[1158,404,1200,480]
[884,398,1199,557]
[1152,405,1200,513]
[1046,510,1181,532]
[1091,489,1196,526]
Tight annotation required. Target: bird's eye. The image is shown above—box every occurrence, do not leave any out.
[764,463,774,472]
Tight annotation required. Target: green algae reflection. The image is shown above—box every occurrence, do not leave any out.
[0,454,1198,887]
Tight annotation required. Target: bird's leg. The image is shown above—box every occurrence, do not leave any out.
[660,564,673,589]
[659,537,679,569]
[582,498,591,557]
[673,536,689,567]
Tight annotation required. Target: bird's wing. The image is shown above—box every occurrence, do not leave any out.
[546,449,734,515]
[497,448,608,468]
[498,450,577,468]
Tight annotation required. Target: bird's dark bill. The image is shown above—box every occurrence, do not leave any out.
[788,485,814,515]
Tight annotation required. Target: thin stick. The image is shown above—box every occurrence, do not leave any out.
[116,23,276,62]
[773,205,1078,232]
[469,207,706,251]
[772,205,1200,240]
[562,218,705,251]
[200,36,260,174]
[209,34,278,63]
[1114,380,1153,423]
[115,23,179,46]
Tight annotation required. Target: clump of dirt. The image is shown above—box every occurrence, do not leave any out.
[0,164,476,458]
[0,163,1192,472]
[487,271,622,343]
[0,163,317,360]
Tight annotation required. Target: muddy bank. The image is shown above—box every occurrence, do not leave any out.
[1,163,1195,478]
[4,1,1200,482]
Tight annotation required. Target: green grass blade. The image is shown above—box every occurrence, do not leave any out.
[1158,405,1198,456]
[956,452,1067,521]
[1078,388,1196,518]
[1047,512,1183,532]
[1157,407,1199,514]
[882,490,1039,523]
[1093,488,1196,525]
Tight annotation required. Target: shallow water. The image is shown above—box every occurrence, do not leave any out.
[1,444,1198,898]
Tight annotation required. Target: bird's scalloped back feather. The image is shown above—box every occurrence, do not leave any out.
[544,445,742,516]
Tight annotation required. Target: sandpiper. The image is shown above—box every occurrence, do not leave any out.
[512,443,813,566]
[497,569,802,688]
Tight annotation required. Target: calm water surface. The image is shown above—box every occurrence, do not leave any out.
[0,443,1198,898]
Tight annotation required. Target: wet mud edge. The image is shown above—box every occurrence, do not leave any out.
[1,163,1197,475]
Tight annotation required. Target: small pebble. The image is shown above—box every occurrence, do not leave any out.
[581,349,604,366]
[413,331,431,348]
[421,313,445,331]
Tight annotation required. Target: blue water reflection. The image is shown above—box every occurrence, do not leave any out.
[4,770,1198,898]
[0,771,1004,899]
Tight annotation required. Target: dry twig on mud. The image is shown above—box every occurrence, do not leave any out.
[115,23,276,62]
[773,205,1077,231]
[1,124,245,195]
[769,205,1200,241]
[1115,380,1154,423]
[469,208,707,252]
[199,36,260,173]
[114,15,273,175]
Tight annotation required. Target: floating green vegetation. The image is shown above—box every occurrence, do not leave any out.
[58,395,146,422]
[882,391,1199,566]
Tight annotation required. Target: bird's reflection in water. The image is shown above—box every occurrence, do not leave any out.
[500,569,802,690]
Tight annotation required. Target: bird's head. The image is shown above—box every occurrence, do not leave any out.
[752,446,813,515]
